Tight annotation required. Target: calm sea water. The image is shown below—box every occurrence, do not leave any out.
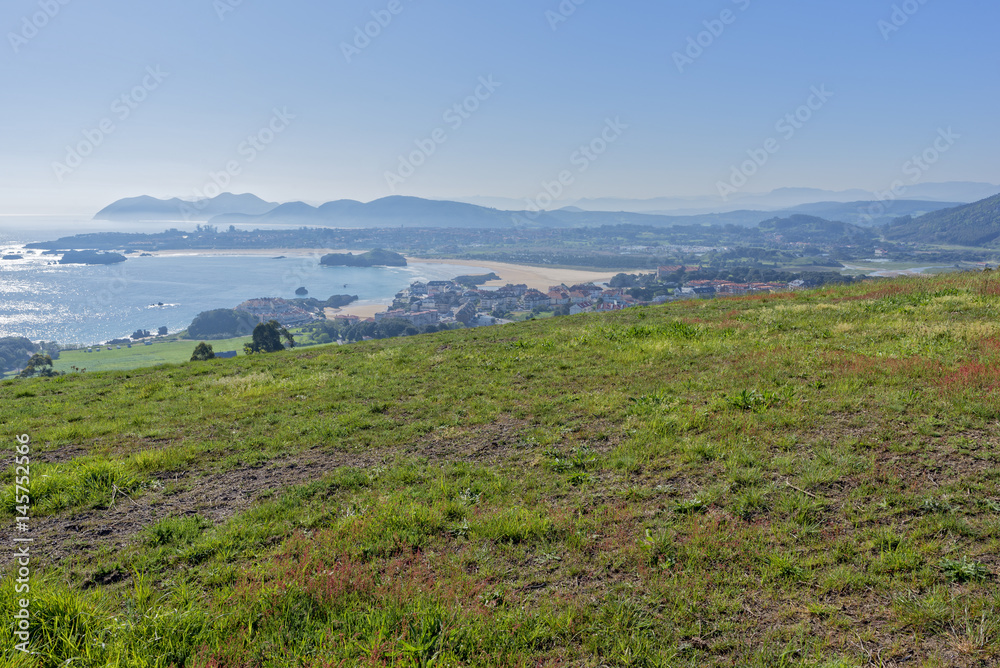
[0,216,479,345]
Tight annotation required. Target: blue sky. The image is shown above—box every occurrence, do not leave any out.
[1,0,997,213]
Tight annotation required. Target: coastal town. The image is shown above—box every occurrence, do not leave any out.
[56,265,817,365]
[289,267,809,333]
[64,264,829,362]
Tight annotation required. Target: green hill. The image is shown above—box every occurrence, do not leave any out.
[3,273,1000,666]
[886,193,1000,246]
[758,214,876,244]
[319,248,407,267]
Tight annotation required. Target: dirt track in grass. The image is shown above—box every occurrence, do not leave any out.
[1,448,378,571]
[0,419,544,571]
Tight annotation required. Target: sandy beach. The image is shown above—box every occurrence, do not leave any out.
[406,258,626,291]
[151,249,628,286]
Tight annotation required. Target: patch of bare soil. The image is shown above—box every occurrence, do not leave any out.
[30,443,92,465]
[0,418,561,571]
[403,417,531,464]
[0,446,383,571]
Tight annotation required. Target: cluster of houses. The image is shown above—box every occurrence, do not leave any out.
[657,267,804,296]
[677,279,802,297]
[365,279,649,328]
[179,272,810,345]
[536,284,643,314]
[88,270,810,353]
[236,297,318,327]
[368,273,809,328]
[374,309,441,327]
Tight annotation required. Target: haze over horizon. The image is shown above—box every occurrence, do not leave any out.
[3,0,998,215]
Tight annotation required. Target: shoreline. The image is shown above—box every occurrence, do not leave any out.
[149,248,344,257]
[147,248,630,287]
[8,249,636,336]
[144,250,632,319]
[406,257,627,291]
[330,257,630,318]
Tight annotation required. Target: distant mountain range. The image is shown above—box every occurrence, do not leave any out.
[209,197,522,229]
[94,193,277,221]
[777,200,965,226]
[886,193,1000,247]
[49,193,1000,252]
[92,191,972,230]
[450,182,1000,215]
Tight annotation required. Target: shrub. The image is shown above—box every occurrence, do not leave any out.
[190,342,215,361]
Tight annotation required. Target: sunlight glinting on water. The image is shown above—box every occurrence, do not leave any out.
[0,223,483,346]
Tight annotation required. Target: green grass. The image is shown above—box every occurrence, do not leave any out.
[48,327,325,375]
[51,335,254,374]
[3,272,1000,666]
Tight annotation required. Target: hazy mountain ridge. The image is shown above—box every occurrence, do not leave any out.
[453,182,998,214]
[94,193,278,221]
[778,200,965,226]
[886,193,1000,246]
[207,196,526,229]
[92,187,983,231]
[207,198,793,230]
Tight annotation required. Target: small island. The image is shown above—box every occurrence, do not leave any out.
[319,248,406,268]
[58,250,128,265]
[295,287,309,296]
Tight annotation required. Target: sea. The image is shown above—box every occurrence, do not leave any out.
[0,216,484,346]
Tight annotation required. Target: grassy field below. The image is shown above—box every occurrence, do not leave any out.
[2,272,1000,666]
[51,335,253,374]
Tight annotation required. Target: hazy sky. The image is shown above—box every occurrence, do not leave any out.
[2,0,997,213]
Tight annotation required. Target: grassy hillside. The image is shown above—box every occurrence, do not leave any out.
[758,214,875,244]
[50,336,253,375]
[886,193,1000,246]
[2,273,1000,667]
[50,327,319,376]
